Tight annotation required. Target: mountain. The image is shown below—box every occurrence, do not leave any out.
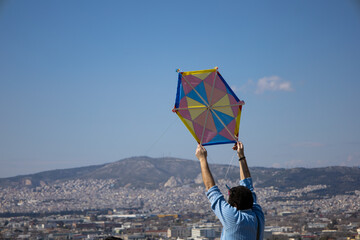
[1,157,359,196]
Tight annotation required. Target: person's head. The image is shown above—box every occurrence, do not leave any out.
[228,186,253,210]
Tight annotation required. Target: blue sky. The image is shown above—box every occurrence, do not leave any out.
[1,0,359,178]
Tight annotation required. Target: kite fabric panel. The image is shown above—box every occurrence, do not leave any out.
[172,67,245,146]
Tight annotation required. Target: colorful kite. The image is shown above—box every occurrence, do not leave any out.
[172,67,245,146]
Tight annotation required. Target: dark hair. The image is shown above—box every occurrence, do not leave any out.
[228,186,253,210]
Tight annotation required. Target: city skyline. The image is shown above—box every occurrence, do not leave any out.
[1,0,360,178]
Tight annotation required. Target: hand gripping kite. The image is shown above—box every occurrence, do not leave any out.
[172,67,245,146]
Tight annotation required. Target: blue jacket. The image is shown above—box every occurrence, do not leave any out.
[206,178,265,240]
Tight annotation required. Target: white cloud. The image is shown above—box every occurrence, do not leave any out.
[255,76,293,94]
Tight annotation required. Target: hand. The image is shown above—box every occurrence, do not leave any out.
[195,144,207,160]
[232,141,245,159]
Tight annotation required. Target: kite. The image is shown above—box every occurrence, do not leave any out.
[172,67,245,146]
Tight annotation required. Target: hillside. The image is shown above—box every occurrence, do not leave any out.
[1,157,359,196]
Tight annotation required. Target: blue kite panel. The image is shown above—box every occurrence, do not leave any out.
[213,110,234,126]
[187,82,208,105]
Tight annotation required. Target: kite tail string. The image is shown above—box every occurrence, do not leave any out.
[224,151,237,180]
[145,120,175,156]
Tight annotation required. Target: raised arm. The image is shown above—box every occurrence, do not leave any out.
[195,144,215,190]
[233,142,251,180]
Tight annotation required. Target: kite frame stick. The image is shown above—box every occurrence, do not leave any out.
[173,106,207,111]
[209,68,218,107]
[212,102,245,108]
[173,102,244,111]
[200,69,218,145]
[200,109,210,145]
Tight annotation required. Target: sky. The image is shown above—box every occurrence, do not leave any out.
[1,0,360,178]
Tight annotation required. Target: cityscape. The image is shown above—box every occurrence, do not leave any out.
[1,177,359,239]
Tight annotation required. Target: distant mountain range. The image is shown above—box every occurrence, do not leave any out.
[1,157,359,196]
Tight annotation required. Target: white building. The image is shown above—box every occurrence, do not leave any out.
[192,227,216,239]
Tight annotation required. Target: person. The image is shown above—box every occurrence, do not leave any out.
[195,141,265,240]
